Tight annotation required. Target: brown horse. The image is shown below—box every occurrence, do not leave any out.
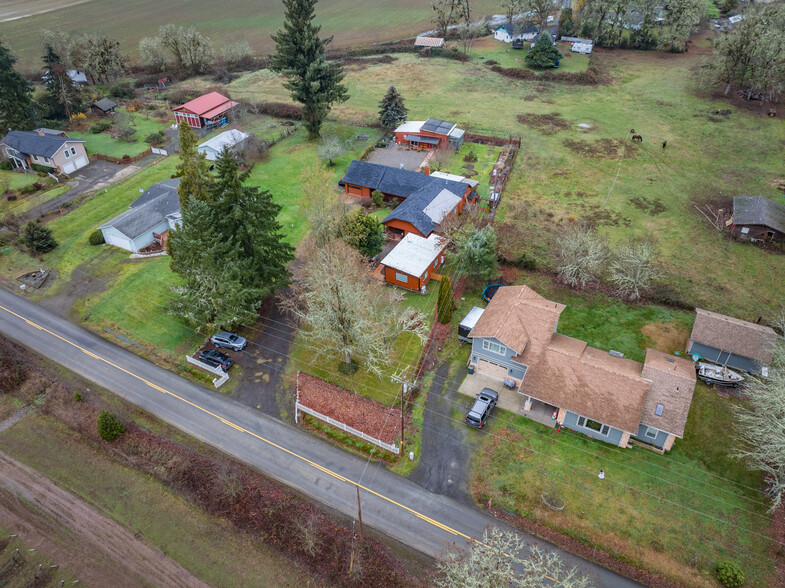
[631,134,643,142]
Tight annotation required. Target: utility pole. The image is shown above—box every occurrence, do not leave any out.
[400,382,407,456]
[356,484,364,540]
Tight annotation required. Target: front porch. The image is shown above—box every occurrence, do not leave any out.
[457,372,556,428]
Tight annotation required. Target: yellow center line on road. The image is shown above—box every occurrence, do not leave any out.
[0,303,567,582]
[1,304,478,540]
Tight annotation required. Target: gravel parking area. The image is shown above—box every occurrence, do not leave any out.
[366,145,429,171]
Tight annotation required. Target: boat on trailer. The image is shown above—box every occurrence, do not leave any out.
[696,362,744,387]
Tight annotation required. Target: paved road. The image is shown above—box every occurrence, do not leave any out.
[0,289,641,587]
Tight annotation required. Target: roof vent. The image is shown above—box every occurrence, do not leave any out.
[609,350,624,358]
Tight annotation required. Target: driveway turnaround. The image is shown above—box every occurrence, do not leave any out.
[0,289,640,587]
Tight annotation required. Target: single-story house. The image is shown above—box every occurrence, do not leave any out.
[197,129,251,161]
[494,23,538,43]
[341,160,474,238]
[466,286,697,451]
[99,178,182,253]
[380,233,447,292]
[393,118,464,150]
[730,196,785,243]
[91,98,117,115]
[687,308,777,374]
[173,92,238,129]
[414,36,445,48]
[0,130,88,174]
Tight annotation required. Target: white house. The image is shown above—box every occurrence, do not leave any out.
[99,178,182,253]
[197,129,251,161]
[494,23,538,43]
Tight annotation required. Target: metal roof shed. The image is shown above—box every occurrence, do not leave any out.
[459,306,485,342]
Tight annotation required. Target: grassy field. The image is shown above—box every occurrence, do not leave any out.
[0,412,318,587]
[0,169,45,191]
[440,142,504,199]
[473,382,773,587]
[224,46,785,319]
[0,522,79,586]
[0,184,69,216]
[0,0,502,68]
[67,109,171,157]
[467,36,591,73]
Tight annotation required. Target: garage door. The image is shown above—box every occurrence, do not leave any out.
[477,359,508,380]
[104,231,132,251]
[73,156,88,170]
[62,161,76,174]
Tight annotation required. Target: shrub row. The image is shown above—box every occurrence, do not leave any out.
[247,101,303,119]
[489,63,603,85]
[90,120,113,134]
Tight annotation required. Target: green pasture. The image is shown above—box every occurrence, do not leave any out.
[467,36,591,73]
[473,382,772,587]
[0,0,502,68]
[0,169,45,191]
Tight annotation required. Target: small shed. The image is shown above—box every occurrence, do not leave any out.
[381,233,448,292]
[198,129,251,161]
[415,36,445,48]
[458,306,485,342]
[730,196,785,243]
[91,98,117,116]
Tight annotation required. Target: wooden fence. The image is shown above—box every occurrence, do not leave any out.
[464,132,521,148]
[92,147,152,164]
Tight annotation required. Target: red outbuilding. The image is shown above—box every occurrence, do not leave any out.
[394,118,464,150]
[173,92,238,129]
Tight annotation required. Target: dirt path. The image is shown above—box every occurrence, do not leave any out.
[0,449,213,588]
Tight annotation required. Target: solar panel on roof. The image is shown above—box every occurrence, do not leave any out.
[421,118,454,135]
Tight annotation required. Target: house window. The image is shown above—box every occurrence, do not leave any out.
[64,150,70,159]
[423,271,428,280]
[645,426,658,439]
[577,416,610,436]
[433,259,438,268]
[44,157,49,163]
[655,403,664,416]
[395,272,408,283]
[768,231,775,238]
[740,227,749,234]
[32,155,38,161]
[482,340,507,356]
[70,147,76,155]
[6,148,18,156]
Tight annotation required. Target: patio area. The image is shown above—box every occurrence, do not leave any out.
[457,372,556,428]
[366,144,430,171]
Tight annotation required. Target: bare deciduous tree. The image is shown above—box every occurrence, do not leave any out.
[523,0,559,33]
[437,526,591,587]
[317,136,345,166]
[280,238,427,374]
[299,163,345,246]
[500,0,524,25]
[555,226,608,288]
[431,0,460,37]
[733,340,785,512]
[608,240,660,300]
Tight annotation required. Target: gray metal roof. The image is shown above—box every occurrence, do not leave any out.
[732,196,785,234]
[99,178,181,239]
[93,98,117,111]
[383,181,465,236]
[1,131,84,158]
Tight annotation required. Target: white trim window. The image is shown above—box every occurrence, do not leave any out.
[482,339,507,356]
[32,155,38,161]
[64,149,70,159]
[644,426,659,440]
[70,146,76,155]
[577,416,610,436]
[44,157,49,163]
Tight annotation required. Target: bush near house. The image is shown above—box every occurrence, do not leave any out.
[88,230,105,246]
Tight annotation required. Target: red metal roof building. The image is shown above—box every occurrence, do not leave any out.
[172,92,238,129]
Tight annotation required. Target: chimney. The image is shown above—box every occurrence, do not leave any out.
[423,165,430,175]
[37,129,45,136]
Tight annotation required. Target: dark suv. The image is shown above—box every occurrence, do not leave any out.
[199,349,233,372]
[210,331,247,351]
[465,388,499,429]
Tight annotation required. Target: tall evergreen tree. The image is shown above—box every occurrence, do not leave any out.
[41,44,80,120]
[269,0,349,138]
[175,123,212,209]
[525,34,562,69]
[0,41,36,131]
[168,149,293,328]
[378,85,409,130]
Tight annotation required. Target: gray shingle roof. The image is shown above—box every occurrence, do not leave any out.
[1,131,84,158]
[732,196,785,234]
[93,98,117,111]
[99,178,181,239]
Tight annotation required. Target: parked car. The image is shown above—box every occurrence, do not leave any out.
[210,331,247,351]
[198,349,233,372]
[465,388,499,429]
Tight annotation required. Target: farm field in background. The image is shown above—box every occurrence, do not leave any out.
[0,0,501,68]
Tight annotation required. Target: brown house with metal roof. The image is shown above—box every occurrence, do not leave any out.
[730,196,785,243]
[687,308,777,374]
[465,285,697,452]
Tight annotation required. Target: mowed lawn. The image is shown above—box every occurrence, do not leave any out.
[473,382,773,587]
[68,109,172,158]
